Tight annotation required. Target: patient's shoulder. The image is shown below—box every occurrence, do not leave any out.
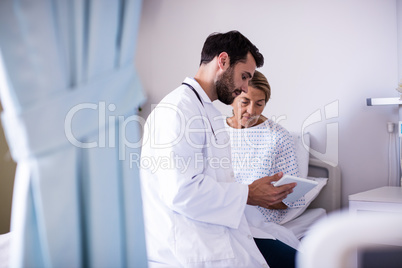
[263,118,291,135]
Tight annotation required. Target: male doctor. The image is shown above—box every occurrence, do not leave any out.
[140,31,297,268]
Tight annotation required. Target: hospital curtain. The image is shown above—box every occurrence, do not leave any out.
[0,0,147,267]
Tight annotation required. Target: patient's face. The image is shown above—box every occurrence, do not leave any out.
[231,86,266,128]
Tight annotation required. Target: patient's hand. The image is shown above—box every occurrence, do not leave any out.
[247,172,296,209]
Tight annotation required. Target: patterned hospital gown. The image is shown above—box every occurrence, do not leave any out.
[226,118,305,224]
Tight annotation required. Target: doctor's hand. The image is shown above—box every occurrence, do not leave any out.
[247,172,296,209]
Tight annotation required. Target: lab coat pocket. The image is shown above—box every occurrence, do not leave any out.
[174,214,234,264]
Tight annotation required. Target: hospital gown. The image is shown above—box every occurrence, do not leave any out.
[226,118,305,224]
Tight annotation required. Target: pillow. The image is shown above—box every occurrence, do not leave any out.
[290,132,310,179]
[279,177,328,224]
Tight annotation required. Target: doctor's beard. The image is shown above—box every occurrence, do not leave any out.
[216,66,239,105]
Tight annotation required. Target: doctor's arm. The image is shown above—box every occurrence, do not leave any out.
[247,172,296,209]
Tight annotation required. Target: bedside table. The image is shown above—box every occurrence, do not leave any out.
[348,187,402,267]
[349,186,402,215]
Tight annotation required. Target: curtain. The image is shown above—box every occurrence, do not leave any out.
[0,0,147,267]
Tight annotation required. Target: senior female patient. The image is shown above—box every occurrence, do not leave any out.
[225,70,305,268]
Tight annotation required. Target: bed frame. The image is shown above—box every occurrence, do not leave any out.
[307,158,342,212]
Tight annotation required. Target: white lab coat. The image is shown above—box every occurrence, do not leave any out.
[140,77,269,267]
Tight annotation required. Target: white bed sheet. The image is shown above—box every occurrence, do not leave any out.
[282,208,327,240]
[0,232,10,268]
[245,206,327,250]
[245,205,301,249]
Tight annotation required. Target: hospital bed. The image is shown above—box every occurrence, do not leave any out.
[269,132,342,242]
[281,157,342,240]
[240,131,342,250]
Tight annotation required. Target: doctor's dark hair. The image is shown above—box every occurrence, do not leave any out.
[200,31,264,68]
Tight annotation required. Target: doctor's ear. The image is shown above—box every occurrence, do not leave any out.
[217,52,230,70]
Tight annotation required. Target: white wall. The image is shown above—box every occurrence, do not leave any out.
[398,0,402,81]
[136,0,400,207]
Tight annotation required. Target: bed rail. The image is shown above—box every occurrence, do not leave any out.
[307,158,342,212]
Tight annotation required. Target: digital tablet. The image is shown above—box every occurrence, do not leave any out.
[273,175,318,203]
